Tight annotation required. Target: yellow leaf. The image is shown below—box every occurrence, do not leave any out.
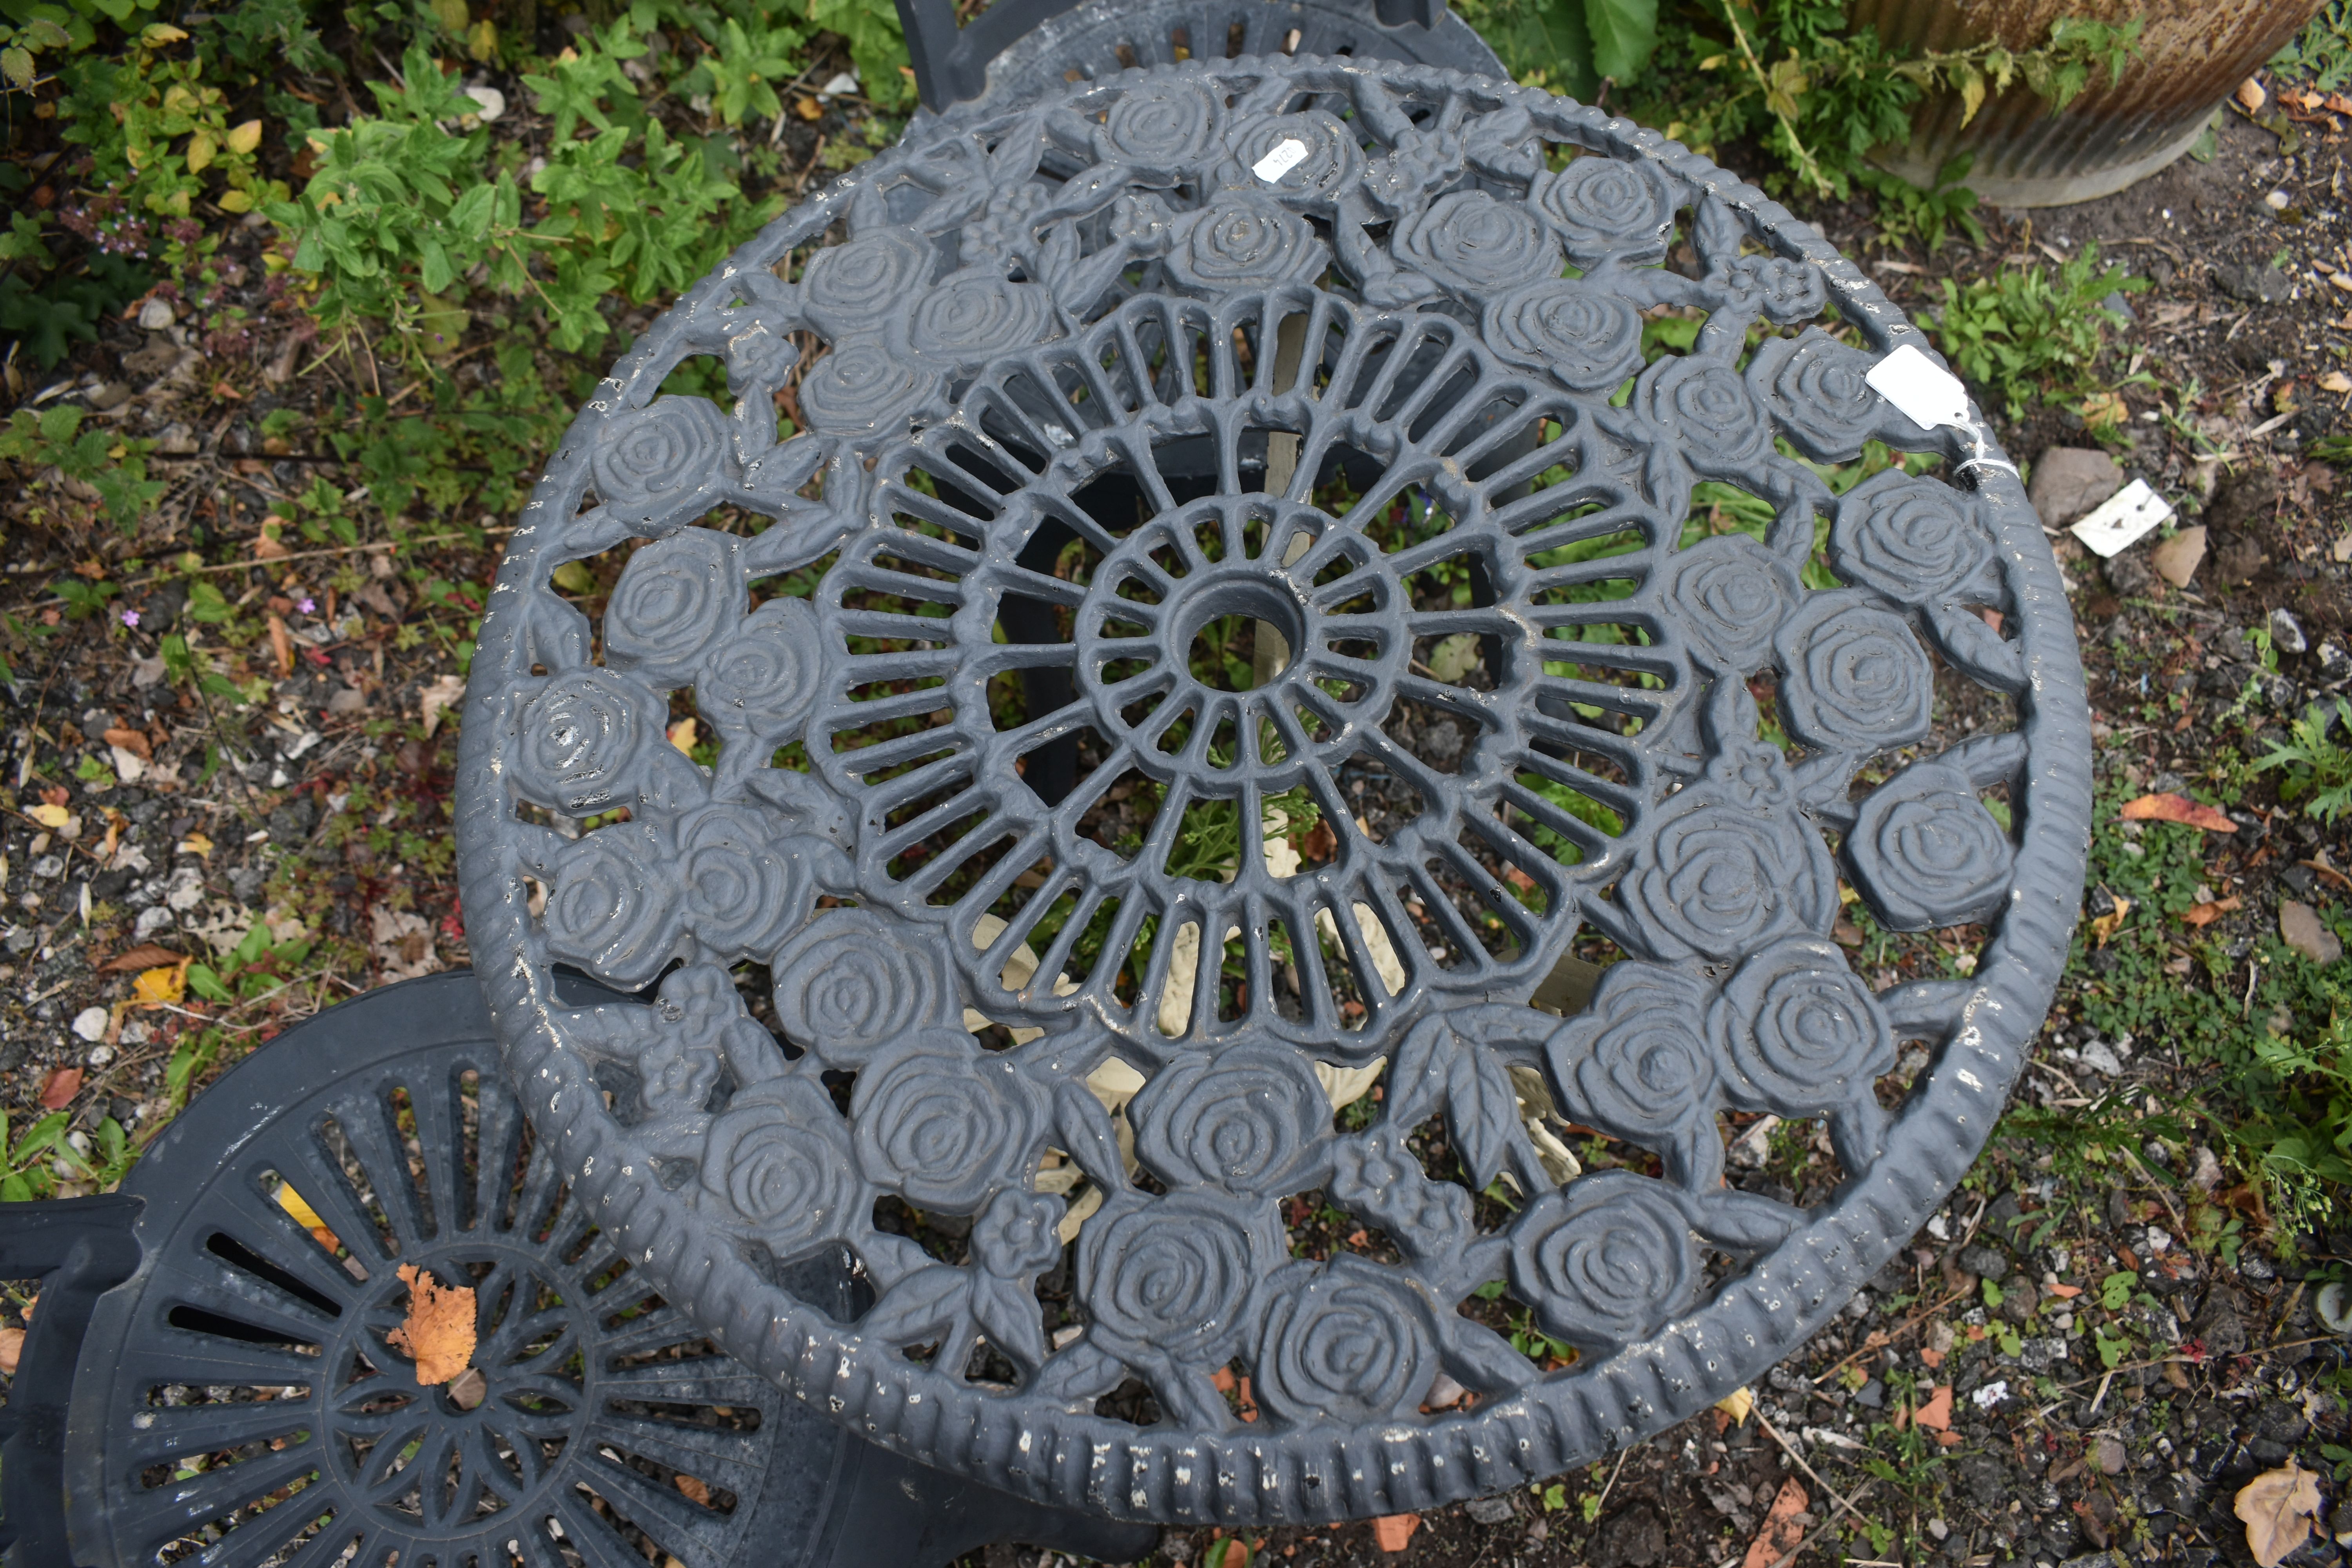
[2236,1461,2321,1568]
[1698,54,1724,70]
[668,717,699,754]
[1958,67,1986,127]
[27,802,69,829]
[467,17,498,59]
[2321,370,2352,394]
[430,0,467,33]
[276,1183,326,1230]
[1714,1385,1755,1423]
[225,118,261,155]
[1986,47,2014,91]
[216,189,252,213]
[177,830,213,857]
[141,22,187,42]
[2089,895,2131,948]
[186,129,216,174]
[133,962,186,1006]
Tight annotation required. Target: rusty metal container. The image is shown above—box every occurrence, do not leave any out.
[1852,0,2327,206]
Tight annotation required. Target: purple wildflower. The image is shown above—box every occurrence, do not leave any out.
[297,597,316,615]
[120,609,140,628]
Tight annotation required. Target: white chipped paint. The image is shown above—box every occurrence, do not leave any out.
[1956,1069,1984,1090]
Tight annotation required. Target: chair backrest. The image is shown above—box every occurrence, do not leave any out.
[896,0,1503,113]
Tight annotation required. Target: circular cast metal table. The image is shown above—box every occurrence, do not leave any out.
[454,55,2092,1529]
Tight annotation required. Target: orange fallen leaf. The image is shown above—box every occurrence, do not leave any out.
[38,1067,82,1109]
[1914,1384,1955,1431]
[675,1474,712,1506]
[1741,1477,1809,1568]
[384,1263,476,1385]
[2120,793,2236,832]
[0,1326,21,1375]
[1210,1365,1237,1393]
[1299,819,1336,862]
[267,613,294,677]
[2236,1459,2322,1567]
[2183,896,2242,927]
[1372,1513,1420,1552]
[2046,1282,2083,1299]
[132,962,187,1007]
[1917,1344,1944,1368]
[102,726,152,760]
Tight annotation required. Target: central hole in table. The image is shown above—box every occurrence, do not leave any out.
[1181,579,1303,689]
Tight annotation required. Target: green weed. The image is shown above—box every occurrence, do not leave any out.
[0,403,165,532]
[1926,244,2148,417]
[2253,699,2352,825]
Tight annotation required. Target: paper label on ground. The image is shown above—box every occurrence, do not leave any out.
[1253,138,1310,182]
[1865,343,1972,430]
[2070,478,2174,558]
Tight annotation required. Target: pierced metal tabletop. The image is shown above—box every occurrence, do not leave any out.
[454,55,2091,1528]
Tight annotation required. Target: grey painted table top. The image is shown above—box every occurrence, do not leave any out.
[454,54,2091,1528]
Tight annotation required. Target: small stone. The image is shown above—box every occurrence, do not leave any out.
[328,685,369,715]
[2318,641,2352,683]
[153,422,199,456]
[1465,1495,1515,1525]
[2334,531,2352,564]
[2215,261,2292,305]
[463,84,505,120]
[71,1005,109,1042]
[87,381,132,412]
[2095,1436,2127,1474]
[132,656,169,688]
[2078,1039,2125,1076]
[1855,1378,1886,1408]
[1957,1244,2010,1280]
[2270,607,2309,654]
[137,296,175,330]
[2279,900,2342,964]
[2151,525,2207,588]
[2029,447,2124,527]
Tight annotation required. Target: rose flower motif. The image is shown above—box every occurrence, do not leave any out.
[1529,157,1677,263]
[1508,1172,1699,1350]
[1223,110,1363,211]
[1828,472,1994,606]
[1392,190,1563,301]
[850,1034,1043,1212]
[1165,195,1329,294]
[1711,938,1895,1118]
[902,268,1055,368]
[796,342,942,438]
[695,595,824,746]
[1547,961,1719,1145]
[588,396,733,534]
[1744,328,1910,463]
[1093,76,1225,169]
[510,667,657,814]
[1772,591,1935,755]
[541,823,684,989]
[1841,760,2016,932]
[971,1188,1065,1279]
[672,803,813,958]
[1659,533,1800,674]
[1078,1191,1269,1367]
[770,908,953,1066]
[1249,1255,1440,1426]
[1635,356,1772,470]
[1616,786,1837,964]
[1131,1044,1330,1193]
[1483,278,1645,393]
[699,1076,860,1250]
[603,526,745,688]
[799,226,935,338]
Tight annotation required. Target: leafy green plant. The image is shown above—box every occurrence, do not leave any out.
[2254,698,2352,824]
[1857,154,1984,252]
[808,0,911,106]
[0,404,165,531]
[54,23,284,220]
[1450,0,1658,98]
[1926,243,2147,417]
[2272,0,2352,93]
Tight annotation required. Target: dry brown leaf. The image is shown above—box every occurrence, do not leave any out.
[1742,1477,1809,1568]
[2235,1459,2322,1567]
[267,613,294,677]
[2089,897,2132,949]
[1371,1513,1420,1553]
[2120,793,2237,832]
[384,1263,476,1385]
[2238,76,2269,113]
[674,1474,712,1506]
[102,726,152,760]
[1913,1384,1955,1431]
[0,1326,22,1376]
[38,1067,82,1109]
[100,942,187,973]
[2183,896,2243,927]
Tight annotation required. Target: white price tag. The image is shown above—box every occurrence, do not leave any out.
[2069,479,2174,558]
[1252,138,1310,183]
[1865,343,1973,431]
